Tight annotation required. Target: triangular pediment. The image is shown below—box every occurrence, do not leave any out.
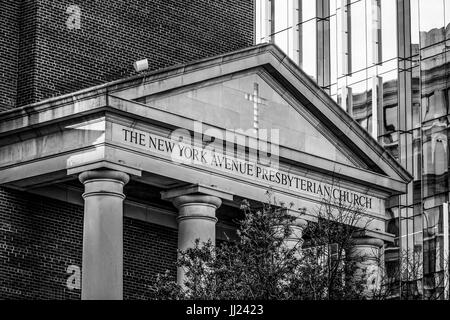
[102,43,413,188]
[137,72,367,169]
[0,43,412,209]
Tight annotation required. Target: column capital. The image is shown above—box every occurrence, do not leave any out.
[173,194,222,210]
[167,188,224,286]
[276,217,308,252]
[351,237,384,248]
[161,184,233,202]
[79,170,130,185]
[291,216,308,229]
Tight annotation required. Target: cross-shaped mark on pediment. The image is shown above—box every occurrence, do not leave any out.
[245,82,267,132]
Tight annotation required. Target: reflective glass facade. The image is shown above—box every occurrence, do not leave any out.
[256,0,450,299]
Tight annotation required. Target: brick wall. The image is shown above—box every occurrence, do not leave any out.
[16,0,40,109]
[5,0,255,108]
[0,0,249,299]
[124,218,177,300]
[0,187,178,300]
[0,187,83,299]
[0,0,21,111]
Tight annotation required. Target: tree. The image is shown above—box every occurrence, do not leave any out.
[292,184,373,300]
[372,248,450,300]
[149,189,376,300]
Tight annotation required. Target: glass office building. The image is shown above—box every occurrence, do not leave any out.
[256,0,450,298]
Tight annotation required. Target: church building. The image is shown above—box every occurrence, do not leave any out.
[0,0,411,299]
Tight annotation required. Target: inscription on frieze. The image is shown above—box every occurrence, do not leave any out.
[112,123,377,212]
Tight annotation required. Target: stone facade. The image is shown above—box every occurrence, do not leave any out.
[0,1,412,300]
[0,44,412,299]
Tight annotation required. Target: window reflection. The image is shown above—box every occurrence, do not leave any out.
[256,0,450,298]
[380,0,397,62]
[422,119,448,198]
[423,204,445,296]
[300,19,317,79]
[419,0,445,48]
[382,74,398,134]
[412,129,422,203]
[349,1,368,73]
[273,0,289,34]
[350,80,370,130]
[421,54,448,122]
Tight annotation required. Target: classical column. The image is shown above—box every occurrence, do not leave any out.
[347,237,384,298]
[172,194,222,285]
[79,170,130,300]
[283,217,308,252]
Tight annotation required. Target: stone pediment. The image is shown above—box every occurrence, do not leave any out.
[0,44,412,240]
[134,72,366,169]
[0,43,412,188]
[104,44,411,186]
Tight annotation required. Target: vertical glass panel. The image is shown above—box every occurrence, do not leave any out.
[446,50,450,119]
[330,14,338,85]
[414,207,423,248]
[412,129,422,203]
[401,207,415,253]
[330,83,338,96]
[347,68,367,85]
[274,29,290,57]
[387,207,399,238]
[422,118,449,198]
[367,79,373,134]
[336,84,345,109]
[350,79,370,130]
[330,0,337,16]
[274,0,289,33]
[423,206,441,280]
[367,0,381,65]
[256,0,263,43]
[286,0,296,59]
[446,0,450,39]
[412,65,421,129]
[400,212,409,251]
[381,131,399,159]
[419,0,445,48]
[336,5,344,76]
[421,54,448,122]
[301,0,317,22]
[410,0,420,50]
[377,58,398,75]
[382,69,398,134]
[380,0,397,62]
[300,19,317,79]
[349,0,367,73]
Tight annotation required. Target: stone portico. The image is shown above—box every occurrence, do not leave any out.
[0,44,412,299]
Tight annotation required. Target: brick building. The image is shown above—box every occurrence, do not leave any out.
[0,0,411,300]
[0,0,253,299]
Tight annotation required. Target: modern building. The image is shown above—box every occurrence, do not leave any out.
[0,0,421,300]
[256,0,450,298]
